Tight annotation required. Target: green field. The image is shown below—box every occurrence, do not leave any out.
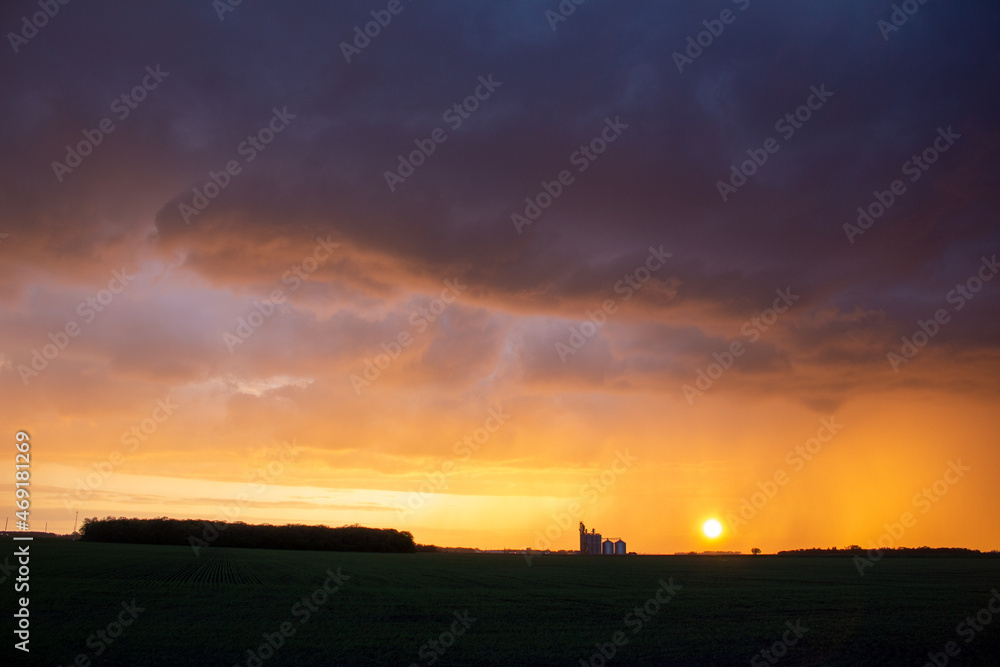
[8,538,1000,665]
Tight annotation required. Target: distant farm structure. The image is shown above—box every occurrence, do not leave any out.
[579,522,626,556]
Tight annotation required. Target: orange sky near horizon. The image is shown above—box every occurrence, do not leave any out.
[9,256,998,554]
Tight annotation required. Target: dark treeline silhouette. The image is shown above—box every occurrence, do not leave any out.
[777,546,998,557]
[79,517,416,553]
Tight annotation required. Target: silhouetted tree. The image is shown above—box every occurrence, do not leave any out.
[79,517,417,553]
[751,547,761,555]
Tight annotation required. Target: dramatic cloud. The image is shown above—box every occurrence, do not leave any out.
[1,0,998,552]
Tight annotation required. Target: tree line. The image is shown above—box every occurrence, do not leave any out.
[79,517,416,553]
[776,546,998,557]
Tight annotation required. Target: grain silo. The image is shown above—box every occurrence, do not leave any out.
[580,522,625,556]
[589,531,602,555]
[580,522,603,555]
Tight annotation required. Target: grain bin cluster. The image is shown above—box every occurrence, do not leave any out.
[579,522,626,556]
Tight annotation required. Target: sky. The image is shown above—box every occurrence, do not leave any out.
[1,0,999,554]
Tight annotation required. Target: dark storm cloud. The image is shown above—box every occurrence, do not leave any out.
[2,0,999,401]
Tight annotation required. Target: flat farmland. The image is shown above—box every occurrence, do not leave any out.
[8,538,1000,666]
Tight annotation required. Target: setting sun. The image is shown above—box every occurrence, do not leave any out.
[703,519,723,539]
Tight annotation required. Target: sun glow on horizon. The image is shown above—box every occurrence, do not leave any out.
[703,518,723,539]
